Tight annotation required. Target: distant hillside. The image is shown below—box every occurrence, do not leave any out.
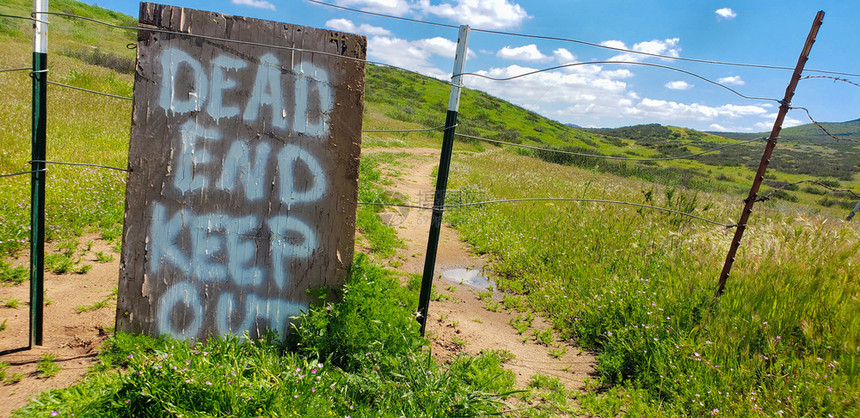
[711,119,860,143]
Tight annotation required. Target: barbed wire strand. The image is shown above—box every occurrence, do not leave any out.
[359,199,734,228]
[757,179,860,202]
[305,0,860,78]
[456,132,764,161]
[791,106,860,144]
[358,202,434,210]
[1,169,47,179]
[800,75,860,88]
[46,81,133,101]
[30,160,129,172]
[0,67,32,73]
[362,124,452,133]
[459,61,779,103]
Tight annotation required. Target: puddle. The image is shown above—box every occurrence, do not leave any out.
[441,268,495,289]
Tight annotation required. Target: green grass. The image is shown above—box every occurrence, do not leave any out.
[17,255,520,417]
[356,153,407,258]
[0,259,27,285]
[36,353,62,378]
[446,150,860,416]
[75,289,116,313]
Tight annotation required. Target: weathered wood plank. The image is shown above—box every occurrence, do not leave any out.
[116,2,366,342]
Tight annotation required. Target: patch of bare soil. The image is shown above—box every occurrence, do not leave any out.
[367,147,597,391]
[0,234,118,416]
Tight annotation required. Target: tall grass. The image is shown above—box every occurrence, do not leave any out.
[446,149,860,415]
[15,254,518,417]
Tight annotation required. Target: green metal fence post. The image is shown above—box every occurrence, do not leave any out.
[29,0,48,348]
[417,25,470,336]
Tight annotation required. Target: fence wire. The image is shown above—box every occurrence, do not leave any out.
[0,168,47,179]
[46,81,133,101]
[456,132,765,162]
[30,160,129,172]
[757,179,860,202]
[459,61,780,103]
[791,106,860,143]
[358,198,735,228]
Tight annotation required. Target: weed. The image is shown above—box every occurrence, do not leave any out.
[502,293,525,311]
[4,298,21,309]
[0,319,6,333]
[94,251,114,263]
[510,313,534,335]
[44,254,74,274]
[533,328,555,346]
[36,353,61,378]
[0,260,27,285]
[549,346,567,358]
[451,337,466,347]
[75,292,116,313]
[446,285,457,292]
[472,317,483,324]
[476,290,492,300]
[74,264,92,274]
[430,285,450,301]
[58,238,79,258]
[484,300,501,312]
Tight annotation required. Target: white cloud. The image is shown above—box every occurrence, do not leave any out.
[415,36,475,58]
[717,76,745,86]
[715,8,737,20]
[325,18,391,36]
[418,0,530,29]
[709,123,729,131]
[627,99,769,121]
[465,63,633,123]
[553,48,575,63]
[665,80,693,90]
[497,44,551,62]
[367,35,454,79]
[601,40,628,50]
[231,0,275,11]
[754,117,803,131]
[333,0,412,17]
[607,38,681,62]
[720,104,768,116]
[602,69,634,79]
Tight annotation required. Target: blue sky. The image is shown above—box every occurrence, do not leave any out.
[84,0,859,131]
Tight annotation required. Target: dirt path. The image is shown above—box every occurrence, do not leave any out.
[0,234,118,416]
[368,147,597,390]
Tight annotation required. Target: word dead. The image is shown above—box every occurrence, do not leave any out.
[159,47,334,137]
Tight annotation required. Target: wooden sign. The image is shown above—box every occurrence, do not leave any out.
[116,2,366,341]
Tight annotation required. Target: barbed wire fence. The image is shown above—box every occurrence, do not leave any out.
[0,3,858,334]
